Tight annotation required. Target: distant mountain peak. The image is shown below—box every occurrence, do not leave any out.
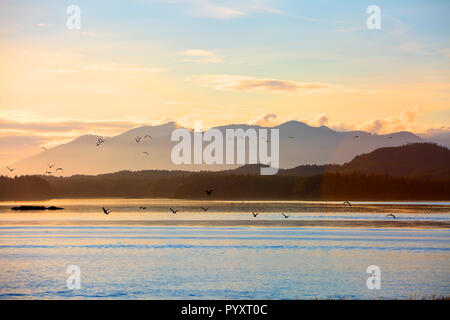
[277,120,310,128]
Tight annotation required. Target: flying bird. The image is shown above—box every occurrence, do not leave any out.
[387,214,397,220]
[41,147,47,151]
[143,151,150,155]
[139,206,147,210]
[6,167,14,172]
[201,207,209,212]
[205,189,214,195]
[252,212,259,218]
[169,208,178,214]
[96,138,105,146]
[281,212,289,219]
[102,207,111,215]
[343,201,352,207]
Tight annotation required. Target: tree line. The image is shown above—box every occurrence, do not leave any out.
[1,172,449,201]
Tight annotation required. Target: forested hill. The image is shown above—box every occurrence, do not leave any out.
[1,143,449,200]
[275,143,449,179]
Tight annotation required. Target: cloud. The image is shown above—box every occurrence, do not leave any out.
[36,63,166,74]
[146,0,282,19]
[294,114,330,127]
[193,4,245,19]
[183,50,224,63]
[183,58,224,63]
[0,118,141,134]
[328,106,439,135]
[401,106,421,123]
[38,68,79,74]
[184,50,215,57]
[22,50,82,58]
[188,75,369,95]
[250,113,278,126]
[79,64,166,73]
[36,23,53,27]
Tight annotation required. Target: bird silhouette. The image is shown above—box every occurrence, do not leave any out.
[41,147,47,151]
[201,207,209,211]
[143,151,150,155]
[55,168,63,171]
[289,136,295,139]
[387,213,397,219]
[343,201,352,207]
[6,167,14,172]
[169,208,178,214]
[205,189,214,195]
[102,207,111,215]
[139,206,147,210]
[281,212,289,219]
[252,212,259,218]
[96,138,105,146]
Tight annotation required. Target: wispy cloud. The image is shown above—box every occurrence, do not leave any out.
[182,49,224,63]
[79,63,166,72]
[36,23,53,27]
[146,0,283,19]
[36,63,166,74]
[250,113,278,126]
[188,74,371,95]
[193,3,245,19]
[38,68,79,74]
[329,106,440,135]
[0,118,141,134]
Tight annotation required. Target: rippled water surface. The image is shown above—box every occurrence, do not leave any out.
[0,199,449,299]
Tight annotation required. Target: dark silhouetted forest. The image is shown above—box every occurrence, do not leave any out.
[0,176,52,200]
[1,172,449,201]
[1,143,449,200]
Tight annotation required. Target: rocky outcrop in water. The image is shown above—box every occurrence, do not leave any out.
[11,206,64,211]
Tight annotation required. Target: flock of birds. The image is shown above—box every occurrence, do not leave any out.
[6,134,153,175]
[100,190,398,220]
[7,164,63,176]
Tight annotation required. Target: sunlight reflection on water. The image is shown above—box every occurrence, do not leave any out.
[0,199,449,299]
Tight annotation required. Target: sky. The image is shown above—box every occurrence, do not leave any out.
[0,0,449,165]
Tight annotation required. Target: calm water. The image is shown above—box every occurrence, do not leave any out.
[0,199,449,299]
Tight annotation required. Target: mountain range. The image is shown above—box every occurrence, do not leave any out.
[10,120,429,176]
